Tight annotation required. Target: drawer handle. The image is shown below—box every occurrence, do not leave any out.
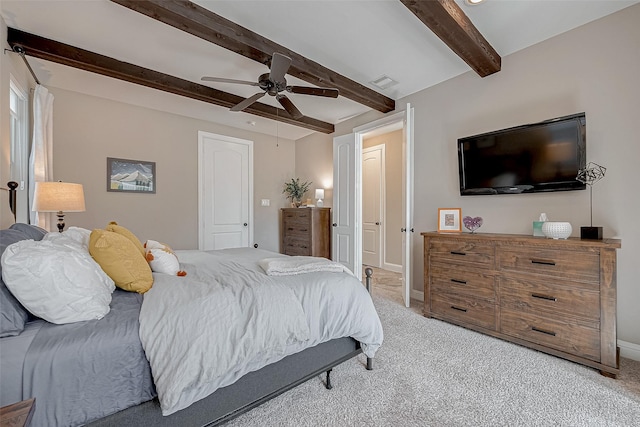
[531,293,557,302]
[300,228,308,232]
[450,251,466,256]
[451,279,467,285]
[531,259,556,266]
[450,305,467,313]
[532,326,556,337]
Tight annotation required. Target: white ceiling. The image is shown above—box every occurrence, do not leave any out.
[2,0,637,140]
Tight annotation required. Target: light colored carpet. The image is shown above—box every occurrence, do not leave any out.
[226,295,640,426]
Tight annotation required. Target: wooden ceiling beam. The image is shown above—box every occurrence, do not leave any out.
[7,28,334,134]
[109,0,395,113]
[399,0,501,77]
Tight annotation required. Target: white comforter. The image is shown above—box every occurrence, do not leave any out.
[139,248,383,416]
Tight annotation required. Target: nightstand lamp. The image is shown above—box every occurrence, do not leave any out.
[32,181,86,232]
[315,189,325,207]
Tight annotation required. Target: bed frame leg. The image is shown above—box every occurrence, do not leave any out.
[364,267,373,293]
[325,369,333,389]
[364,268,374,371]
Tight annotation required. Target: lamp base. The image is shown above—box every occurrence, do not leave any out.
[580,226,603,240]
[56,211,66,233]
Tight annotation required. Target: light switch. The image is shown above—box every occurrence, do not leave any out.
[261,199,270,207]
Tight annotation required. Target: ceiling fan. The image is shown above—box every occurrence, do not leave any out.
[202,52,339,119]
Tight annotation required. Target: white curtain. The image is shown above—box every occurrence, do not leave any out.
[29,84,54,229]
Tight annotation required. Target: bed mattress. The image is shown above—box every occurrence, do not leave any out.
[1,290,156,427]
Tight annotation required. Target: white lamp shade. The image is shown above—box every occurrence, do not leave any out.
[33,182,86,212]
[315,189,325,199]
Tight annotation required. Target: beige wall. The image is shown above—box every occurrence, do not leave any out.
[293,131,334,206]
[39,88,295,251]
[363,130,402,266]
[295,5,640,348]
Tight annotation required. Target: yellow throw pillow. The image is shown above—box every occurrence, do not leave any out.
[89,229,153,293]
[105,221,145,257]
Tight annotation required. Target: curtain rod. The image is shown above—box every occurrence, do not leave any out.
[5,46,41,85]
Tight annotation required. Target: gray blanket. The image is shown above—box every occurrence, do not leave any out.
[23,290,155,427]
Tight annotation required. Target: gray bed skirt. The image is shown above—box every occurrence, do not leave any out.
[87,337,362,427]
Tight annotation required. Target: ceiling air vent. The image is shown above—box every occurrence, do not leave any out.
[369,75,399,90]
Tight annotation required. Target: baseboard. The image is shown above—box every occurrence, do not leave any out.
[411,289,424,302]
[618,340,640,361]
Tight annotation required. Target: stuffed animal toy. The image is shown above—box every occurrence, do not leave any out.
[144,239,186,277]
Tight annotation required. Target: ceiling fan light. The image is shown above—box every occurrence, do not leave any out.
[465,0,485,5]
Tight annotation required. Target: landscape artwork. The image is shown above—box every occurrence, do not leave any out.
[107,157,156,193]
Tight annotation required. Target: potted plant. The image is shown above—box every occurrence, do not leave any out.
[283,178,312,207]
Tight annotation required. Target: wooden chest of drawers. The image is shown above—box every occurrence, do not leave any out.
[280,208,331,258]
[422,231,621,377]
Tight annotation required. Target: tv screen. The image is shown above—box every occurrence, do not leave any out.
[458,113,586,195]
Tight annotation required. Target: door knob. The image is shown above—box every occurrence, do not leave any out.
[243,223,248,227]
[375,222,380,225]
[332,223,337,227]
[401,228,406,232]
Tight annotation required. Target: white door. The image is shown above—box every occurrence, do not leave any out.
[332,133,361,279]
[401,104,415,307]
[362,145,384,267]
[198,131,253,250]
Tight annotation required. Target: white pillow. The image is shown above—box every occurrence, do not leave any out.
[1,239,115,324]
[144,239,186,276]
[43,227,91,251]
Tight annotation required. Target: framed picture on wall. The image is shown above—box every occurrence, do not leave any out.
[437,208,462,232]
[107,157,156,193]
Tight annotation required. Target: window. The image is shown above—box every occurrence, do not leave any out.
[9,76,29,221]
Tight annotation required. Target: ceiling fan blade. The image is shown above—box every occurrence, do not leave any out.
[201,77,259,86]
[269,52,292,84]
[287,86,339,98]
[277,94,303,119]
[230,92,266,112]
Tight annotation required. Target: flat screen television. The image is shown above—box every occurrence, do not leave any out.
[458,113,586,195]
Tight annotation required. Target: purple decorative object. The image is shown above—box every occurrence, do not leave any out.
[463,216,483,233]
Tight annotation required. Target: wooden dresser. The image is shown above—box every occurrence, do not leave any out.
[422,231,621,377]
[280,208,331,259]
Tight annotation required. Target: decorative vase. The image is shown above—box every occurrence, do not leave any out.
[542,221,572,239]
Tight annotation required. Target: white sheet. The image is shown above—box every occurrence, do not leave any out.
[139,248,383,416]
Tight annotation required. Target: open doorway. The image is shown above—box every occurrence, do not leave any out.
[361,126,404,302]
[332,104,414,307]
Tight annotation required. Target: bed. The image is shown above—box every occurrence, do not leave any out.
[0,222,383,427]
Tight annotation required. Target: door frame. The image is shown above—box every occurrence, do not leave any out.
[198,131,254,250]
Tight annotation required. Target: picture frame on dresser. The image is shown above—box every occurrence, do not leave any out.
[437,208,462,232]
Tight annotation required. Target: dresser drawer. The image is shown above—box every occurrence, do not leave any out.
[500,277,600,321]
[282,209,312,221]
[501,309,601,361]
[282,236,312,256]
[498,247,600,284]
[431,292,496,331]
[283,221,312,237]
[430,261,495,301]
[429,239,494,267]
